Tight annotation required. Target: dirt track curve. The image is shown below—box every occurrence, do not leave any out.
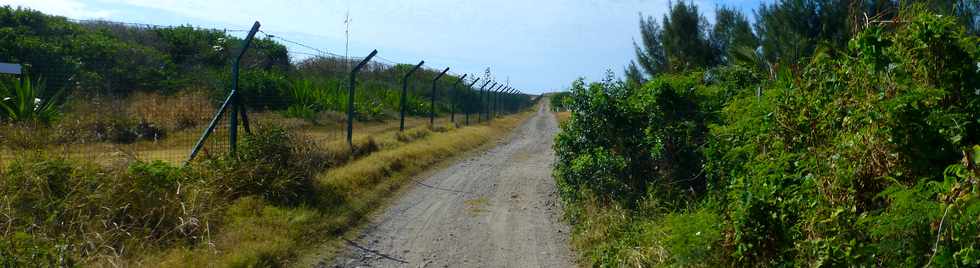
[324,100,574,268]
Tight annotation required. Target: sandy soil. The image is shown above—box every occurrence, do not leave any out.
[323,100,574,268]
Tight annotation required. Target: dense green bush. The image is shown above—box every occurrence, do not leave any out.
[555,72,709,206]
[0,6,287,97]
[556,9,980,266]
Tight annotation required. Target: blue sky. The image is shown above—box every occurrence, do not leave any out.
[7,0,763,93]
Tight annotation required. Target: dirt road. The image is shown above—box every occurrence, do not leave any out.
[325,100,574,267]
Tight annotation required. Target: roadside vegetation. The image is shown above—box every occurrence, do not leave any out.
[1,110,533,266]
[555,2,980,266]
[549,92,571,123]
[1,5,536,266]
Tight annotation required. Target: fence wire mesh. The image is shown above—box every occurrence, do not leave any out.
[0,18,529,167]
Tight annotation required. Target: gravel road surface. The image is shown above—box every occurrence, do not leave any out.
[325,100,574,268]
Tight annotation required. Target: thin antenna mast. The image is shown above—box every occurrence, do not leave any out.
[345,10,352,73]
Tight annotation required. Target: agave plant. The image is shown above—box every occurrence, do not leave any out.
[0,76,62,123]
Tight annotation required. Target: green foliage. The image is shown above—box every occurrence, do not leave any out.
[283,104,318,122]
[0,76,61,123]
[1,5,484,129]
[633,14,667,77]
[0,123,328,263]
[558,8,980,267]
[634,1,721,76]
[653,208,724,266]
[754,0,851,66]
[207,124,318,205]
[548,91,571,112]
[235,69,290,110]
[660,1,717,71]
[710,6,758,65]
[554,72,709,206]
[0,6,288,97]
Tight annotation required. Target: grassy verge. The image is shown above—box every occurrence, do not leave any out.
[0,114,449,167]
[0,108,532,266]
[139,111,532,266]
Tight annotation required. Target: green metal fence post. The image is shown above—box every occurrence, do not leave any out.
[347,50,378,147]
[484,82,496,122]
[229,21,261,156]
[513,89,518,113]
[464,78,480,126]
[400,60,424,131]
[478,81,492,123]
[430,67,450,127]
[450,74,467,124]
[186,21,260,164]
[488,84,501,121]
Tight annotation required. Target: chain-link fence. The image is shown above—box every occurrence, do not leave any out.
[0,17,533,167]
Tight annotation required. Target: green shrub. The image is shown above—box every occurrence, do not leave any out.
[554,72,709,206]
[654,209,724,266]
[555,8,980,267]
[204,125,319,205]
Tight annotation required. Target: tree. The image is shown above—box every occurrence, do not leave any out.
[753,0,852,66]
[624,60,644,89]
[710,6,758,64]
[634,14,667,78]
[661,1,718,71]
[633,1,717,78]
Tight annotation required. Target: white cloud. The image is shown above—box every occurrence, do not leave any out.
[4,0,113,19]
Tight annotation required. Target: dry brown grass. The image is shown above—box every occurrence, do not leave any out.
[127,90,214,130]
[556,111,571,124]
[0,106,457,168]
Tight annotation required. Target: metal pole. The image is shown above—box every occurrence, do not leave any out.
[490,86,497,120]
[488,83,501,121]
[505,87,511,114]
[430,67,450,127]
[186,91,234,164]
[484,82,497,122]
[509,88,517,113]
[464,78,480,126]
[400,60,424,131]
[450,74,467,124]
[229,21,261,156]
[187,21,259,163]
[347,49,378,147]
[494,86,503,118]
[510,88,516,113]
[478,80,492,123]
